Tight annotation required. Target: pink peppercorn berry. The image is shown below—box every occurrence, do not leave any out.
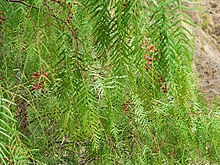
[146,65,150,71]
[148,45,154,52]
[148,57,153,61]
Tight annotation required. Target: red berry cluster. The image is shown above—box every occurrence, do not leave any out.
[0,12,6,25]
[157,74,168,93]
[143,44,169,93]
[145,57,153,71]
[67,11,73,24]
[123,100,131,115]
[31,71,48,91]
[144,45,158,72]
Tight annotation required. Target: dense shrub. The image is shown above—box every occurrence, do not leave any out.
[0,0,220,164]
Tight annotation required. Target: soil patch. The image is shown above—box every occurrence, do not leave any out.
[188,0,220,102]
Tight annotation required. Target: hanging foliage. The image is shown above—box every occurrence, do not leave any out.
[0,0,220,164]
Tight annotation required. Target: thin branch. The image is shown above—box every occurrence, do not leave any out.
[49,13,81,53]
[6,0,37,9]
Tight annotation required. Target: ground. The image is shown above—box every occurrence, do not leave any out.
[189,0,220,102]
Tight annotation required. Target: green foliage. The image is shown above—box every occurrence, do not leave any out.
[0,0,220,164]
[0,94,30,164]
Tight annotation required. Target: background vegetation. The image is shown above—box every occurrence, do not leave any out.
[0,0,220,164]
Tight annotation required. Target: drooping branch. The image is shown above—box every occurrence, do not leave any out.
[6,0,37,9]
[6,0,81,53]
